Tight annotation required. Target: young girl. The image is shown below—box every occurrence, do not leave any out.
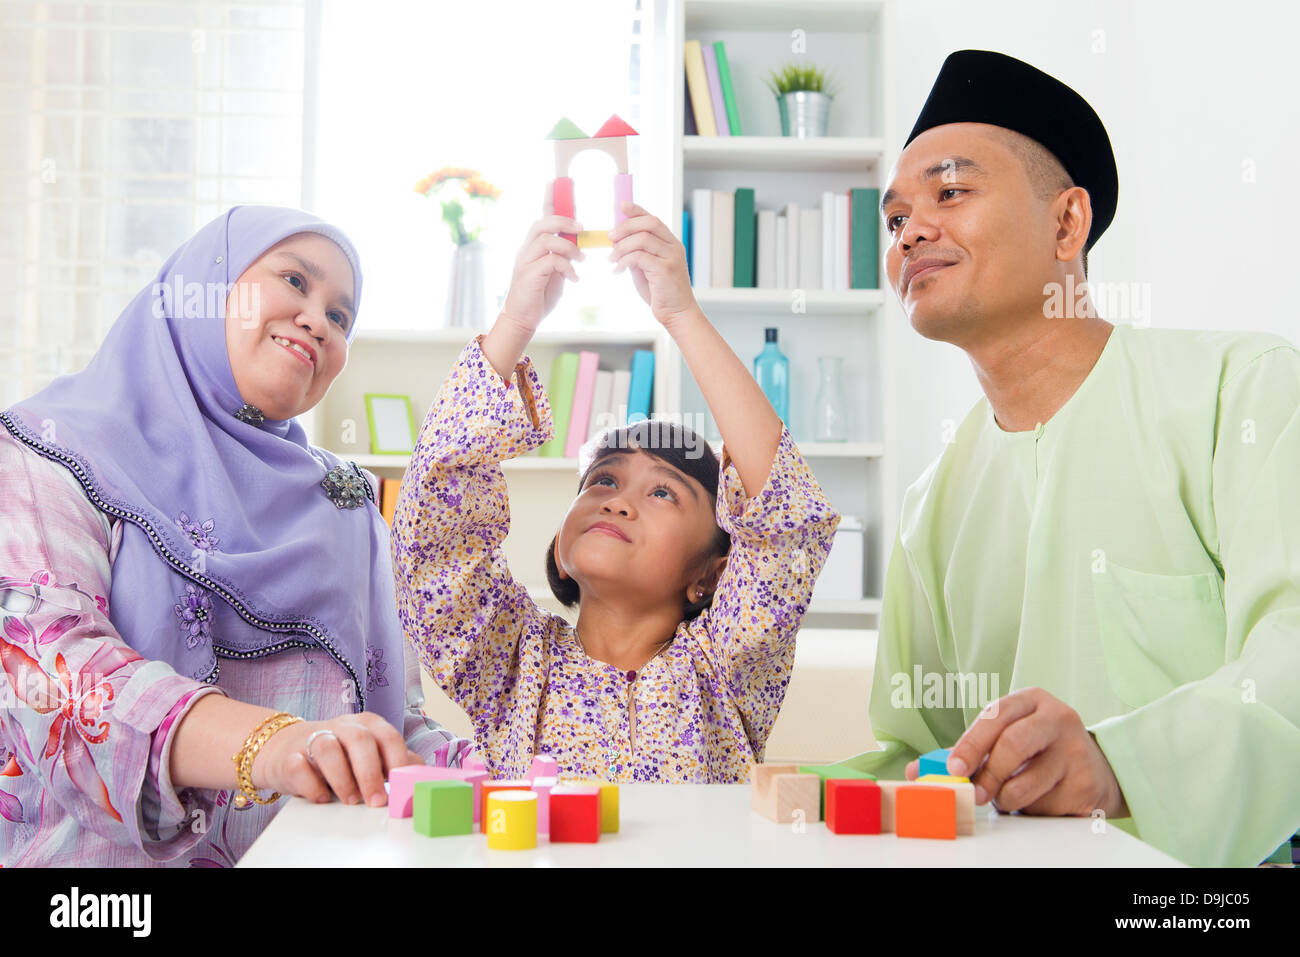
[390,192,841,783]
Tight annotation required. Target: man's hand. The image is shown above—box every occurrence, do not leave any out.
[906,687,1130,819]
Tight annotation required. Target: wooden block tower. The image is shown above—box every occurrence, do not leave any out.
[547,114,638,249]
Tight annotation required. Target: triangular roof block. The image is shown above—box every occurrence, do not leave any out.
[545,117,589,140]
[593,114,639,138]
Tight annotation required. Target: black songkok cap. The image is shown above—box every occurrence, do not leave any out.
[905,50,1119,252]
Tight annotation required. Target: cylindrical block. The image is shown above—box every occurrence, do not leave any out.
[485,790,538,850]
[613,173,633,225]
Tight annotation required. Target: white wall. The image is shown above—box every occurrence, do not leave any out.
[885,0,1299,501]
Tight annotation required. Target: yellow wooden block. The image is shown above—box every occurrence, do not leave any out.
[918,774,971,784]
[576,230,611,248]
[485,790,538,850]
[566,779,619,832]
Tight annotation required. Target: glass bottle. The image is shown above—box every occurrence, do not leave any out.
[813,356,848,441]
[752,327,789,425]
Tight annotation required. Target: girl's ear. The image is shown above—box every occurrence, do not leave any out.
[685,554,727,604]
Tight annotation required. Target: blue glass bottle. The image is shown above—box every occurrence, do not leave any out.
[753,327,789,424]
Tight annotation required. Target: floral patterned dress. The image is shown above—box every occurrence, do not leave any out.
[390,334,841,784]
[0,432,472,867]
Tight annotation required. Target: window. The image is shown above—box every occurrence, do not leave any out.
[309,0,646,334]
[0,0,307,404]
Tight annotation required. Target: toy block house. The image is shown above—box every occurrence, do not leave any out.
[547,114,639,248]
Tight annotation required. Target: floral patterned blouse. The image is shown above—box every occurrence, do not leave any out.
[0,432,472,867]
[390,334,841,784]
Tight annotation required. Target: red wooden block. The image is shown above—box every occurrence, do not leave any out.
[895,784,957,840]
[548,785,601,843]
[552,176,576,245]
[825,779,882,835]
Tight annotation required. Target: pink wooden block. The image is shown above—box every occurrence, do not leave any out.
[529,754,560,779]
[531,776,557,834]
[388,766,479,819]
[462,754,487,773]
[553,176,576,244]
[614,174,633,225]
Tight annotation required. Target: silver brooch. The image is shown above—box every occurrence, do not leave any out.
[233,403,264,425]
[321,462,373,510]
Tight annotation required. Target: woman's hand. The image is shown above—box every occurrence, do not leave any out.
[254,711,424,808]
[497,181,584,334]
[608,201,700,329]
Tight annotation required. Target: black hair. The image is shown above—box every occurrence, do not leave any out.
[545,419,731,621]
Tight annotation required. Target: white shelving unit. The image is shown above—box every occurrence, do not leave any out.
[653,0,897,625]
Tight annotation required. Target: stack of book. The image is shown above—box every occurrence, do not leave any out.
[686,188,879,290]
[684,39,741,136]
[537,349,656,458]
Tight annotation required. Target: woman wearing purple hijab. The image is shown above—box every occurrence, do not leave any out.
[0,206,471,867]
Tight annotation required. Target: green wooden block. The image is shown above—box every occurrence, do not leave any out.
[412,780,473,837]
[798,763,877,818]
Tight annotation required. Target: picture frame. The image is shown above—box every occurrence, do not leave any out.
[364,393,417,455]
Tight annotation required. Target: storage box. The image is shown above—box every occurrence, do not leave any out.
[812,516,864,602]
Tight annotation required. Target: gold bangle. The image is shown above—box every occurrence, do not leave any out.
[230,711,303,808]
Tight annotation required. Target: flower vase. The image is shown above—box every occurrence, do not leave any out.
[444,239,486,330]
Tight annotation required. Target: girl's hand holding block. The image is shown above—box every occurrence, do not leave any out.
[608,200,783,502]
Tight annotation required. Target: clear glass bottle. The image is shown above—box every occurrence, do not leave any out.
[752,327,789,425]
[813,355,848,441]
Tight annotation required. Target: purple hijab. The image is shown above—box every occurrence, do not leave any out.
[1,205,406,725]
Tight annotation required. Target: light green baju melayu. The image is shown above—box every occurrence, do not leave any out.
[841,321,1300,867]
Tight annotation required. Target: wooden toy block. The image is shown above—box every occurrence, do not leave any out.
[895,784,957,840]
[750,763,801,821]
[461,754,488,773]
[530,776,557,833]
[756,772,821,824]
[388,765,482,819]
[485,790,538,850]
[552,176,576,245]
[479,779,534,825]
[825,779,882,835]
[798,763,877,818]
[593,114,639,138]
[576,230,611,249]
[545,116,589,140]
[918,748,951,778]
[917,775,976,835]
[412,780,473,838]
[548,785,601,843]
[566,779,619,832]
[875,780,904,832]
[614,174,633,225]
[529,754,560,779]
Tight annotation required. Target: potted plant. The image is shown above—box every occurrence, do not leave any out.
[764,63,835,138]
[414,167,502,329]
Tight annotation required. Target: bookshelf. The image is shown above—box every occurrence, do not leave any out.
[654,0,897,626]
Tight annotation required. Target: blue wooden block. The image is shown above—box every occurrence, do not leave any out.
[918,748,951,778]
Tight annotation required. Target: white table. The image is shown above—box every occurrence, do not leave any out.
[239,784,1186,867]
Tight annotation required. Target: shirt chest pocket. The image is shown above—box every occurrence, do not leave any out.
[1091,561,1227,709]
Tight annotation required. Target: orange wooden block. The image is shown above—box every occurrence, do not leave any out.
[895,784,956,840]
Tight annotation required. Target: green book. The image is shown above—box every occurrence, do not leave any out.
[850,187,880,289]
[537,351,580,457]
[713,41,742,136]
[733,187,755,288]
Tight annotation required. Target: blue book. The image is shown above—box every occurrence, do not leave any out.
[627,350,655,424]
[683,209,693,284]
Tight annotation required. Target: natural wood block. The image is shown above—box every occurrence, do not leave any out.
[750,763,800,821]
[825,779,882,835]
[753,771,821,824]
[896,784,957,840]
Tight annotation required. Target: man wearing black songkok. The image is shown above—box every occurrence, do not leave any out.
[838,50,1300,867]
